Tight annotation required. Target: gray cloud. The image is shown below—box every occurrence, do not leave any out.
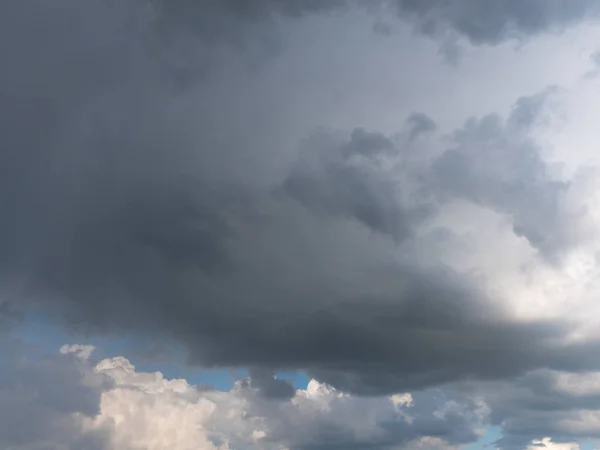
[448,369,600,450]
[406,113,438,142]
[3,0,600,411]
[282,129,430,242]
[150,0,600,49]
[225,373,485,449]
[430,88,575,259]
[0,344,491,450]
[13,342,600,450]
[6,2,600,449]
[391,0,600,46]
[0,346,111,450]
[242,368,297,399]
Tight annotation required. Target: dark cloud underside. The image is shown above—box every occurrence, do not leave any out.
[1,0,600,402]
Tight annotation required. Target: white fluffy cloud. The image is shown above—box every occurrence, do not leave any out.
[90,352,484,450]
[8,343,600,449]
[0,344,488,450]
[527,438,580,450]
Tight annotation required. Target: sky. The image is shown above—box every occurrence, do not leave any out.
[6,0,600,449]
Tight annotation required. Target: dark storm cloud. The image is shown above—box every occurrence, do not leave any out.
[392,0,600,45]
[2,0,600,405]
[151,0,348,27]
[149,0,600,48]
[282,129,429,242]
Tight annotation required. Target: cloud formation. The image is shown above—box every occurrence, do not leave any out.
[391,0,600,45]
[0,344,111,450]
[147,0,600,49]
[0,345,487,450]
[8,345,600,450]
[3,0,600,395]
[4,1,600,448]
[7,76,600,397]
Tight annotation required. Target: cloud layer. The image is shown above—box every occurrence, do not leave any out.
[0,344,485,450]
[4,1,600,448]
[6,344,600,450]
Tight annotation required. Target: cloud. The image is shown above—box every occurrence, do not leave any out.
[4,0,600,409]
[11,344,600,450]
[458,369,600,449]
[241,368,296,400]
[4,0,600,396]
[430,88,577,258]
[7,1,600,448]
[8,82,600,400]
[282,128,429,242]
[0,344,112,450]
[150,0,600,51]
[390,0,600,46]
[528,438,580,450]
[145,0,600,67]
[0,345,487,450]
[406,113,438,142]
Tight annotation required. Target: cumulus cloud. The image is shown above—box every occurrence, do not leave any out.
[10,344,600,450]
[0,345,489,450]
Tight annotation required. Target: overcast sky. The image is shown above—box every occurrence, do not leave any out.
[4,1,600,449]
